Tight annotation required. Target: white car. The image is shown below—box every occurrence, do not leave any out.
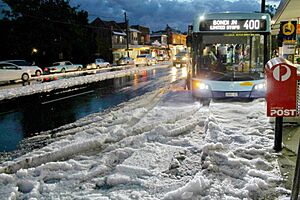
[87,59,110,69]
[135,54,156,66]
[45,61,83,73]
[1,60,43,77]
[0,62,37,82]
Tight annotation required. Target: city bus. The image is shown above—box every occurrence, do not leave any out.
[189,12,271,102]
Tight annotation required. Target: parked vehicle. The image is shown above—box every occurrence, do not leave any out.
[86,58,110,69]
[1,60,43,76]
[117,57,135,66]
[0,62,35,82]
[44,61,83,73]
[135,54,156,66]
[148,56,157,65]
[173,51,191,67]
[157,54,169,61]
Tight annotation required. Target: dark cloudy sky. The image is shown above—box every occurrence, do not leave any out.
[70,0,280,32]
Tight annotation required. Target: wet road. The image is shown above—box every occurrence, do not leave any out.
[0,67,186,152]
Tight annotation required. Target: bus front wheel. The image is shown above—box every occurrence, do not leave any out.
[199,98,211,106]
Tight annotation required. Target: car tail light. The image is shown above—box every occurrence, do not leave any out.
[44,68,48,71]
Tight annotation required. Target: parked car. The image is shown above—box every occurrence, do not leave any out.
[44,61,83,73]
[157,54,169,61]
[86,58,110,69]
[1,60,43,77]
[173,51,191,67]
[135,54,157,66]
[117,57,135,66]
[148,56,158,65]
[0,62,36,82]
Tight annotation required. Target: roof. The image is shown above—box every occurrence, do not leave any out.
[90,17,125,32]
[131,25,150,32]
[271,0,300,34]
[150,33,167,37]
[129,28,141,33]
[112,31,126,36]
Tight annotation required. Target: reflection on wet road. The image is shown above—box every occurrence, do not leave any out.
[0,67,187,152]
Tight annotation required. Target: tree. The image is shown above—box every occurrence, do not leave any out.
[0,0,95,65]
[265,4,277,18]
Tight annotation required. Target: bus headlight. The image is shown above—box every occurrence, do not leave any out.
[194,81,209,90]
[254,83,265,90]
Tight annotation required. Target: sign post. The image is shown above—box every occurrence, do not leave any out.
[274,117,283,151]
[291,138,300,200]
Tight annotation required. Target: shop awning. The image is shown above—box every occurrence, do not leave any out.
[272,0,300,34]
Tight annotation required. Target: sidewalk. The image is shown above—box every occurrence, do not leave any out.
[279,123,300,189]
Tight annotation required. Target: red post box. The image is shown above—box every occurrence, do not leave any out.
[265,57,299,117]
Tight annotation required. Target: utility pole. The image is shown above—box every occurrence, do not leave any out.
[261,0,269,66]
[261,0,265,13]
[124,12,130,57]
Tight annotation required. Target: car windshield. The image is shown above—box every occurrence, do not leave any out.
[176,52,188,57]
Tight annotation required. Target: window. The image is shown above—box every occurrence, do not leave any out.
[0,63,18,70]
[8,60,31,66]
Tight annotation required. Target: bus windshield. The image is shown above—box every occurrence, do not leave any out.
[195,34,266,81]
[191,12,271,82]
[190,12,270,100]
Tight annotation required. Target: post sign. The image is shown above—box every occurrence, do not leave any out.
[265,57,299,117]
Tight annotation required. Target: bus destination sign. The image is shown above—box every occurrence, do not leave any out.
[200,19,266,32]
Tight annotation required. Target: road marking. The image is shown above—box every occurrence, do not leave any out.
[41,90,94,104]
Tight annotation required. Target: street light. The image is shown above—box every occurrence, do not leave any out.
[32,48,38,54]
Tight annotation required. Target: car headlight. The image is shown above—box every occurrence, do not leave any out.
[173,57,176,61]
[181,56,187,61]
[254,83,265,90]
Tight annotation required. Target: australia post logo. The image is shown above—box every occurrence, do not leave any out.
[270,108,297,117]
[272,64,291,81]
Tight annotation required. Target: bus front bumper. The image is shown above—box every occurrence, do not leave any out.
[191,79,266,99]
[192,89,265,99]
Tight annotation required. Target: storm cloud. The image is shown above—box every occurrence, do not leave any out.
[70,0,275,32]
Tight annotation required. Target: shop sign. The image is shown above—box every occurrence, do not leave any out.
[280,21,297,43]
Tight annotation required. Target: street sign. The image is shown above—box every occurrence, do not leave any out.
[280,21,297,43]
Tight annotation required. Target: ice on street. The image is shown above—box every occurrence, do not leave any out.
[0,80,291,199]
